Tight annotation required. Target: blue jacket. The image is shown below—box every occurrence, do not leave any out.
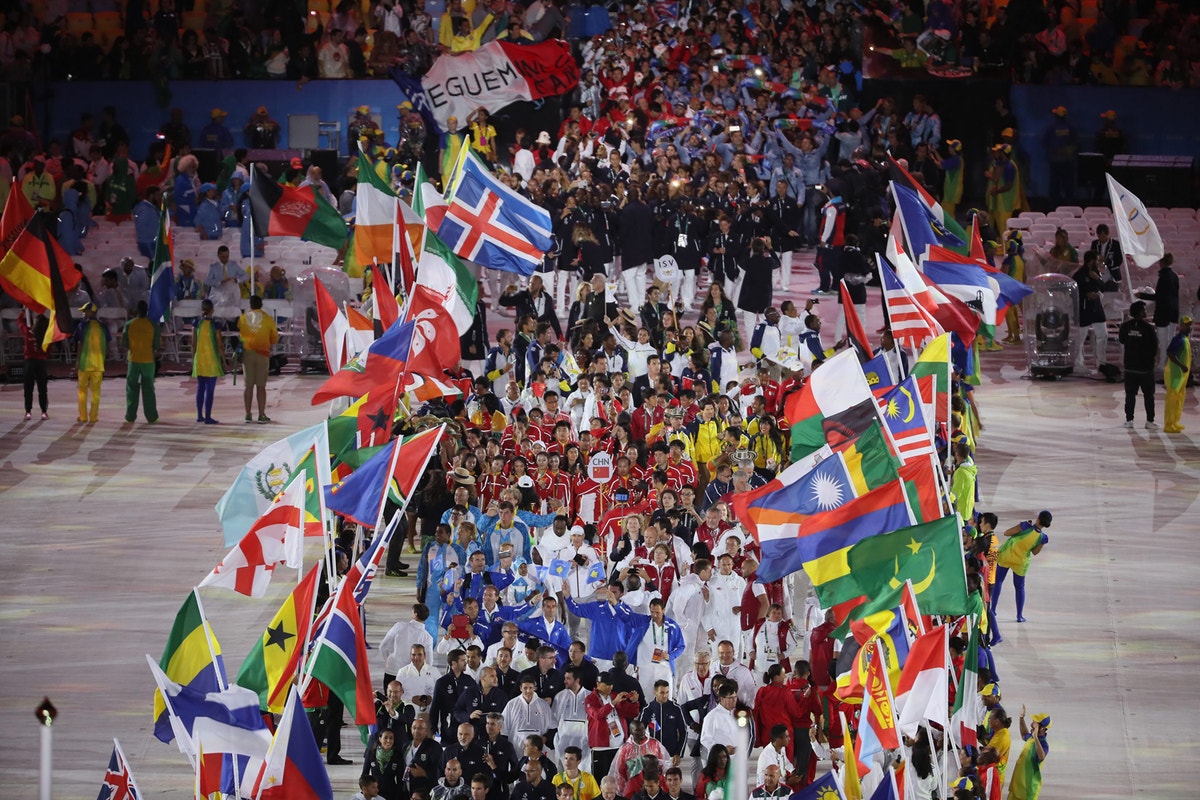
[563,597,633,660]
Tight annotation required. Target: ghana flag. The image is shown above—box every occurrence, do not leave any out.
[236,563,322,713]
[249,166,347,250]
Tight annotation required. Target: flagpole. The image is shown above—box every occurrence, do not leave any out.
[113,738,144,800]
[188,587,246,800]
[249,164,257,297]
[298,593,337,694]
[313,428,336,594]
[145,654,199,773]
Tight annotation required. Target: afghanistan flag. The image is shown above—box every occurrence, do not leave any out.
[249,168,348,250]
[0,212,80,348]
[236,563,322,713]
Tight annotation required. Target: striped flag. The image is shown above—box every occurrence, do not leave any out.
[235,563,322,713]
[314,278,349,375]
[352,154,397,268]
[417,231,480,335]
[97,739,143,800]
[304,575,374,724]
[873,377,936,464]
[877,254,940,349]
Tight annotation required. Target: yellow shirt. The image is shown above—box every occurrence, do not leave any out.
[238,309,278,356]
[123,317,159,364]
[78,319,106,372]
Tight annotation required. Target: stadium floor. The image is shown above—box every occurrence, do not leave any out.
[0,257,1197,798]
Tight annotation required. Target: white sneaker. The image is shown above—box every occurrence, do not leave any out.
[1123,420,1134,429]
[1146,421,1158,430]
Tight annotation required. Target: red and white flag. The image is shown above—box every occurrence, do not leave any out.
[97,738,143,800]
[405,284,461,376]
[314,278,349,376]
[894,624,949,737]
[200,480,305,598]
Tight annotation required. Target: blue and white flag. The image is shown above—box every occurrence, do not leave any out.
[439,149,553,276]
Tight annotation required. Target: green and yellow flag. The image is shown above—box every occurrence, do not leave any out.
[235,562,321,713]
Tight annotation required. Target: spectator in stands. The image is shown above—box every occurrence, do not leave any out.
[200,109,235,151]
[244,106,281,149]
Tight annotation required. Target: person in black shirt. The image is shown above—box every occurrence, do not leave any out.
[442,722,489,784]
[608,651,645,709]
[455,665,510,738]
[510,758,556,800]
[433,649,479,738]
[662,768,696,800]
[1118,300,1159,429]
[374,680,416,752]
[362,729,405,800]
[481,713,521,800]
[564,641,600,691]
[639,681,688,761]
[521,646,565,701]
[403,718,444,797]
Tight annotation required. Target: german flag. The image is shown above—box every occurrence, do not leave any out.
[0,211,80,349]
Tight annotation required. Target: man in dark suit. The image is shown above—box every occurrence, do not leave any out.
[619,186,655,309]
[1089,223,1125,284]
[500,275,562,339]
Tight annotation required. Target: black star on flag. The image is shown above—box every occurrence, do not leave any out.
[367,406,391,431]
[265,622,295,651]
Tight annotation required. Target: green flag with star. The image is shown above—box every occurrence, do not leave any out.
[843,514,970,616]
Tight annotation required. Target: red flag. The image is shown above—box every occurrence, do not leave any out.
[405,284,461,375]
[0,178,34,253]
[370,261,399,329]
[970,215,987,263]
[314,278,348,375]
[840,279,872,355]
[898,455,941,525]
[356,388,398,448]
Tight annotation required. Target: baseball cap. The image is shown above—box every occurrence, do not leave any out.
[290,157,304,169]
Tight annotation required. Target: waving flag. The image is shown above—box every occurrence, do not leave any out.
[922,253,999,329]
[153,590,226,745]
[844,515,970,616]
[949,622,982,748]
[406,284,462,374]
[370,261,400,329]
[856,638,901,774]
[800,480,916,605]
[311,318,416,405]
[313,278,349,375]
[325,425,444,530]
[251,687,334,800]
[829,421,901,495]
[899,455,942,524]
[215,421,331,547]
[353,153,398,269]
[97,739,142,800]
[911,334,952,428]
[878,255,941,349]
[236,562,322,713]
[146,655,269,754]
[888,222,977,344]
[891,182,965,260]
[888,157,969,248]
[874,377,935,464]
[146,205,174,324]
[440,148,553,276]
[730,447,857,582]
[305,576,375,725]
[418,231,480,334]
[199,479,305,597]
[1106,173,1164,268]
[893,625,949,736]
[413,162,448,232]
[248,168,348,249]
[0,211,81,348]
[785,348,888,459]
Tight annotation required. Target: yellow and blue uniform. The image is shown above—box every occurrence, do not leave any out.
[75,317,108,422]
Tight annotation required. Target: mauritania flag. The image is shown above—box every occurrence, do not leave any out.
[843,515,970,616]
[730,447,858,582]
[306,576,375,724]
[417,231,480,335]
[146,204,174,324]
[215,421,331,547]
[785,348,888,460]
[153,590,227,745]
[236,562,322,713]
